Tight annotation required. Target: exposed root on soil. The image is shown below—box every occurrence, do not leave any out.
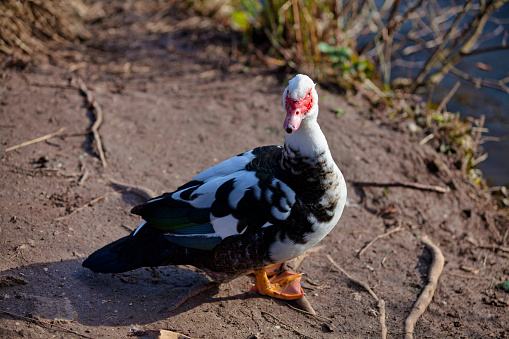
[404,236,445,339]
[76,77,107,167]
[158,282,220,314]
[326,254,378,300]
[378,299,388,339]
[357,221,405,258]
[0,309,92,339]
[109,177,157,201]
[352,181,450,193]
[4,127,66,152]
[326,254,387,339]
[55,192,117,221]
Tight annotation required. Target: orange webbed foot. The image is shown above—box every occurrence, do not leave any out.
[250,265,305,300]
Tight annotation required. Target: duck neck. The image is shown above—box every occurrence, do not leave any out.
[283,115,330,162]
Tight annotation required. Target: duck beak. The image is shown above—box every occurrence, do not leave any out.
[283,106,304,134]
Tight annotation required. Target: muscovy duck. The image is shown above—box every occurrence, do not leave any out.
[83,74,347,300]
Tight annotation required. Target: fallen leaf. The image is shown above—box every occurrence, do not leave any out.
[476,62,492,71]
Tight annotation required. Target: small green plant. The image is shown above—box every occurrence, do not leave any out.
[334,108,345,118]
[318,42,374,81]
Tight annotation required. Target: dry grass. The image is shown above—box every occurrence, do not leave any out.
[0,0,89,62]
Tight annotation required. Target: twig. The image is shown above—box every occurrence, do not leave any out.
[326,254,378,301]
[410,0,475,92]
[425,0,507,88]
[404,236,444,339]
[449,66,509,94]
[5,127,66,152]
[463,44,509,56]
[78,169,89,186]
[471,153,488,167]
[357,222,405,258]
[378,299,388,339]
[430,154,461,191]
[473,115,485,157]
[326,254,388,338]
[0,309,92,339]
[60,130,92,137]
[76,77,107,167]
[55,192,116,221]
[353,181,450,193]
[436,81,460,113]
[109,177,157,201]
[419,133,434,145]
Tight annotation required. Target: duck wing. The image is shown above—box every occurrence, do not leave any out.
[131,146,297,251]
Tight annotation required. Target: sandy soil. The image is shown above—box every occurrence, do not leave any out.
[1,2,508,338]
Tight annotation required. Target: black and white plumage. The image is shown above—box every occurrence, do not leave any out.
[83,74,347,298]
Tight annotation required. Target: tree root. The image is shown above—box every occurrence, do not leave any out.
[357,221,405,258]
[404,236,444,339]
[76,77,107,167]
[353,181,450,193]
[326,254,379,301]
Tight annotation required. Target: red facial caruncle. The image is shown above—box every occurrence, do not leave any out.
[283,89,314,134]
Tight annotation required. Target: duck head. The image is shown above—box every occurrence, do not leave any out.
[282,74,318,134]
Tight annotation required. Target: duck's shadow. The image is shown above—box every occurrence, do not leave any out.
[0,259,256,326]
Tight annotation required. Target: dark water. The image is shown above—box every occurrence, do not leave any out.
[436,66,509,186]
[390,2,509,186]
[433,4,509,186]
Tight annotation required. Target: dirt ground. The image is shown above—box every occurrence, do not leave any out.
[1,2,508,338]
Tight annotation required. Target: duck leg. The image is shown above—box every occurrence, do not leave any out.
[250,264,305,300]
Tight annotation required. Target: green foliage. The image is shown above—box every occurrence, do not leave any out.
[317,42,374,80]
[230,0,262,30]
[232,10,250,30]
[318,43,352,65]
